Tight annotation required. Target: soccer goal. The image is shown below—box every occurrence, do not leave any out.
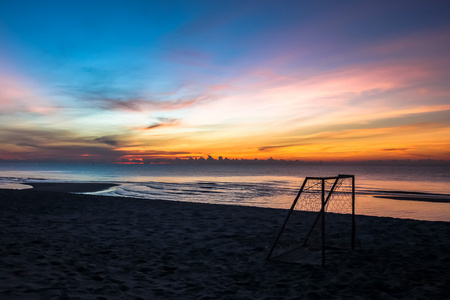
[267,174,355,266]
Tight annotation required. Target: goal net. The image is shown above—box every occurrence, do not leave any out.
[267,175,355,265]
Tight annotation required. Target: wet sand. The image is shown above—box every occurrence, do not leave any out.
[0,188,449,299]
[28,182,118,193]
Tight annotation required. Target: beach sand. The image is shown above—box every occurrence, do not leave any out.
[1,188,449,299]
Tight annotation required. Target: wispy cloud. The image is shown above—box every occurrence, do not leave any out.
[146,118,179,130]
[383,148,409,151]
[94,136,120,147]
[258,144,307,152]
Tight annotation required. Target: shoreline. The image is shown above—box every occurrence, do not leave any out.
[1,181,449,221]
[1,189,449,299]
[10,181,450,204]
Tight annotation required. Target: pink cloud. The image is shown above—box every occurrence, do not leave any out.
[0,74,57,115]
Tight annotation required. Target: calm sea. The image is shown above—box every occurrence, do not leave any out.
[1,163,449,222]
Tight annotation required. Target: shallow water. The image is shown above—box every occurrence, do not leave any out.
[1,163,449,221]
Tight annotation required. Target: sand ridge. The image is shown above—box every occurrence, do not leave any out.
[0,189,449,299]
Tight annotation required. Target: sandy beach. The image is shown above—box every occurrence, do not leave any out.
[1,187,449,299]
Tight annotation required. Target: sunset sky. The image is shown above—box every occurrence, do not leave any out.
[1,0,449,163]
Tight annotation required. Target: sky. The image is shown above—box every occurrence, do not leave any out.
[1,0,450,163]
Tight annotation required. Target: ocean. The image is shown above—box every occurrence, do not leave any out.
[1,163,449,222]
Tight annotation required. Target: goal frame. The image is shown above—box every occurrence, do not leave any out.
[267,174,355,266]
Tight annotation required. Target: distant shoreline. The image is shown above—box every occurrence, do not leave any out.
[2,159,450,165]
[373,195,450,203]
[373,190,450,203]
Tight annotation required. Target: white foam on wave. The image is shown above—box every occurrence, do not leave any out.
[88,180,297,208]
[0,177,32,190]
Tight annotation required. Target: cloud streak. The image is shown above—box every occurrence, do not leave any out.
[146,118,180,130]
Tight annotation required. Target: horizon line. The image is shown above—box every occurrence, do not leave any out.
[1,157,450,165]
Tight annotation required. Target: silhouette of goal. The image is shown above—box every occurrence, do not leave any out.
[268,175,355,266]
